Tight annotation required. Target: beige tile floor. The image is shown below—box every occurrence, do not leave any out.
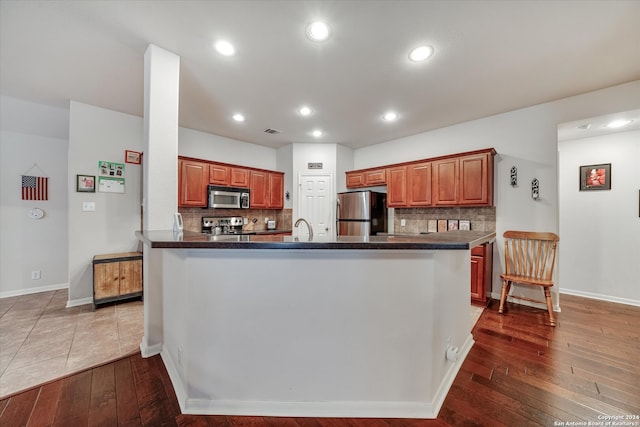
[0,289,484,399]
[0,289,143,398]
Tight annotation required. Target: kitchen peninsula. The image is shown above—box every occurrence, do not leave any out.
[136,230,495,419]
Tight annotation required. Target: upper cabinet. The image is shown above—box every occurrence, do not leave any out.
[179,158,209,207]
[178,156,284,208]
[250,170,284,209]
[346,148,495,208]
[345,168,387,188]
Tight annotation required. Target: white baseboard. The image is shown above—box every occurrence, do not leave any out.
[141,341,163,358]
[66,296,93,308]
[0,282,68,299]
[159,335,474,419]
[560,289,640,307]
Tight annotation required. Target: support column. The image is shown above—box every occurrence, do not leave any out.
[140,44,180,357]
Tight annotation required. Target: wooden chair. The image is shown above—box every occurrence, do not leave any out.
[499,230,559,326]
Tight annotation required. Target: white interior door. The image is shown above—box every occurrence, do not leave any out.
[298,174,334,237]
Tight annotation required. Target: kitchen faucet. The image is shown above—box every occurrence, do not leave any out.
[294,218,313,239]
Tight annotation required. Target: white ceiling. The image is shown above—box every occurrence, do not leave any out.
[1,0,639,149]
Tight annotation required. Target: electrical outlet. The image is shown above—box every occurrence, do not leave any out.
[400,219,406,227]
[31,270,41,280]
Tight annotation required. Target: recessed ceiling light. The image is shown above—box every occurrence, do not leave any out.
[408,45,434,62]
[299,106,312,116]
[215,40,235,56]
[232,113,245,122]
[312,129,323,138]
[306,21,330,42]
[383,111,398,122]
[605,119,633,129]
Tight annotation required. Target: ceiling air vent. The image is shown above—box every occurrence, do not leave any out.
[263,128,281,135]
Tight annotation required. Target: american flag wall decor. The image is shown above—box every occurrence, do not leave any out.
[21,175,49,200]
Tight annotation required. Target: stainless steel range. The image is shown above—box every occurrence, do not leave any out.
[202,216,254,235]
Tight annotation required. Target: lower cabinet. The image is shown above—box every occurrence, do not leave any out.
[471,242,493,306]
[93,252,143,309]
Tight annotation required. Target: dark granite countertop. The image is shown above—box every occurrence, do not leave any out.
[136,230,495,250]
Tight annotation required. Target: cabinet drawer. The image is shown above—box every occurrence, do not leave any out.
[471,245,485,256]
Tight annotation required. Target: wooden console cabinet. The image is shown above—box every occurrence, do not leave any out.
[93,252,143,310]
[470,243,493,306]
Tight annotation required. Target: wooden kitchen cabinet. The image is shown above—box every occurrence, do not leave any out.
[432,157,459,206]
[250,170,284,209]
[346,168,387,188]
[386,166,407,207]
[179,158,209,207]
[407,162,432,206]
[230,167,250,187]
[268,172,284,209]
[459,152,493,205]
[93,252,143,310]
[433,150,494,206]
[209,163,230,185]
[470,243,493,306]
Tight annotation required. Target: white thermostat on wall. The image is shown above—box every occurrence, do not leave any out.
[27,207,45,220]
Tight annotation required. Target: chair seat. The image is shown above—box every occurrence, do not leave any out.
[500,274,554,287]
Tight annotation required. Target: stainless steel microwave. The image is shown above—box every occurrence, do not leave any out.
[208,186,250,209]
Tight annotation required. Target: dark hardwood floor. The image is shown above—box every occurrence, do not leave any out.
[2,294,639,426]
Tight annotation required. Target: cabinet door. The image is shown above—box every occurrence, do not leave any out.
[364,169,386,186]
[230,167,250,187]
[268,172,284,209]
[407,162,432,206]
[209,164,230,185]
[346,172,365,188]
[387,166,407,207]
[432,158,458,205]
[250,171,268,208]
[94,262,120,300]
[179,159,209,207]
[119,259,142,295]
[459,153,491,205]
[470,255,485,305]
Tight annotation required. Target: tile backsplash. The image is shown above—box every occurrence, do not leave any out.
[394,206,496,233]
[179,207,292,233]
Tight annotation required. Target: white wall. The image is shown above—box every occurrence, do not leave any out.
[354,80,640,306]
[67,101,144,305]
[559,130,640,305]
[0,96,69,297]
[178,127,276,171]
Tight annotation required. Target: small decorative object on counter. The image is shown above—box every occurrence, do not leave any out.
[437,219,448,232]
[427,219,437,233]
[447,219,459,230]
[531,178,540,200]
[459,220,470,230]
[510,166,518,186]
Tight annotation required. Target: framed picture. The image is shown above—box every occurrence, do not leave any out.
[77,174,95,192]
[447,219,459,231]
[580,163,611,191]
[459,220,471,230]
[437,219,448,232]
[125,150,142,164]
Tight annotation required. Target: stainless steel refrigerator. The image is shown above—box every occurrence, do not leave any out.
[336,191,387,236]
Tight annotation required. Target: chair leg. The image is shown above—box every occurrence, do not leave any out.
[544,287,556,327]
[499,280,510,314]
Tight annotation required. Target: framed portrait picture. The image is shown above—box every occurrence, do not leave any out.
[447,219,459,231]
[459,220,471,230]
[77,174,95,192]
[580,163,611,191]
[125,150,142,164]
[437,219,448,232]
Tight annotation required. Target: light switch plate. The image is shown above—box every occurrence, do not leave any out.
[82,201,95,211]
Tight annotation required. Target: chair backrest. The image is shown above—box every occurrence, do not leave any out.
[503,230,559,281]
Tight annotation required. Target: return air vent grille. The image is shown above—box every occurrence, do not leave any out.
[263,128,281,135]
